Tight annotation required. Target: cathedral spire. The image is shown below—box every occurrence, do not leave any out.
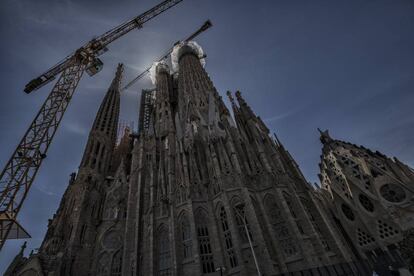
[318,128,333,145]
[80,64,123,173]
[233,90,270,133]
[227,90,241,120]
[226,90,237,109]
[235,90,255,120]
[91,63,123,134]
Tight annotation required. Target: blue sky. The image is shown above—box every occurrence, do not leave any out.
[1,0,413,271]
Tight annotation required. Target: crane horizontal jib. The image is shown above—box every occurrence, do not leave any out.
[24,0,183,94]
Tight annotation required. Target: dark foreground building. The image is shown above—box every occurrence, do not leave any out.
[317,130,414,273]
[5,42,412,275]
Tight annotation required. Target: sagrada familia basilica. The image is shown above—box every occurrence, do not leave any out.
[5,41,414,275]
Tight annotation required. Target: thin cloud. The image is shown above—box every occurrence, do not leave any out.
[34,185,57,197]
[64,122,88,135]
[263,107,302,123]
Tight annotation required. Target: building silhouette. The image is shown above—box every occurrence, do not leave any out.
[5,42,413,275]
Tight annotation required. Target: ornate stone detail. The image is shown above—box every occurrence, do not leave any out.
[380,184,407,203]
[102,231,122,250]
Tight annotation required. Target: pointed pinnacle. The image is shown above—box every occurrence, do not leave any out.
[226,91,236,106]
[318,128,332,144]
[110,63,124,91]
[273,133,282,146]
[235,90,244,104]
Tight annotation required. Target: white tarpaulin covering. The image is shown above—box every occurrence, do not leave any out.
[171,41,206,72]
[149,61,169,85]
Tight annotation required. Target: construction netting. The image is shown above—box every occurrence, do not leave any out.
[149,61,169,85]
[171,41,206,72]
[149,41,206,85]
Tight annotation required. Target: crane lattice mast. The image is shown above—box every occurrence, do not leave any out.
[0,0,183,251]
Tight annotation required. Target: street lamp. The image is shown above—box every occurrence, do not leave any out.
[234,203,262,276]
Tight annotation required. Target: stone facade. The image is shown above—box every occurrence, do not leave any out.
[6,42,413,276]
[317,129,414,272]
[118,43,358,276]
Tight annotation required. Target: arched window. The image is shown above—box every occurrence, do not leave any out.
[104,204,118,220]
[195,210,215,274]
[110,250,122,276]
[176,188,182,204]
[300,197,317,234]
[161,202,169,217]
[300,197,330,250]
[219,206,238,268]
[284,193,305,235]
[233,202,253,243]
[264,194,298,257]
[283,192,296,218]
[211,177,221,195]
[80,224,87,244]
[157,226,172,276]
[264,195,283,225]
[176,185,187,205]
[300,197,315,222]
[96,253,110,276]
[180,215,192,259]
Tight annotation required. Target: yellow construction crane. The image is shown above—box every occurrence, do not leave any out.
[0,0,183,251]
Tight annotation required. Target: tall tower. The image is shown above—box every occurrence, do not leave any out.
[318,129,414,271]
[122,42,359,276]
[5,64,124,276]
